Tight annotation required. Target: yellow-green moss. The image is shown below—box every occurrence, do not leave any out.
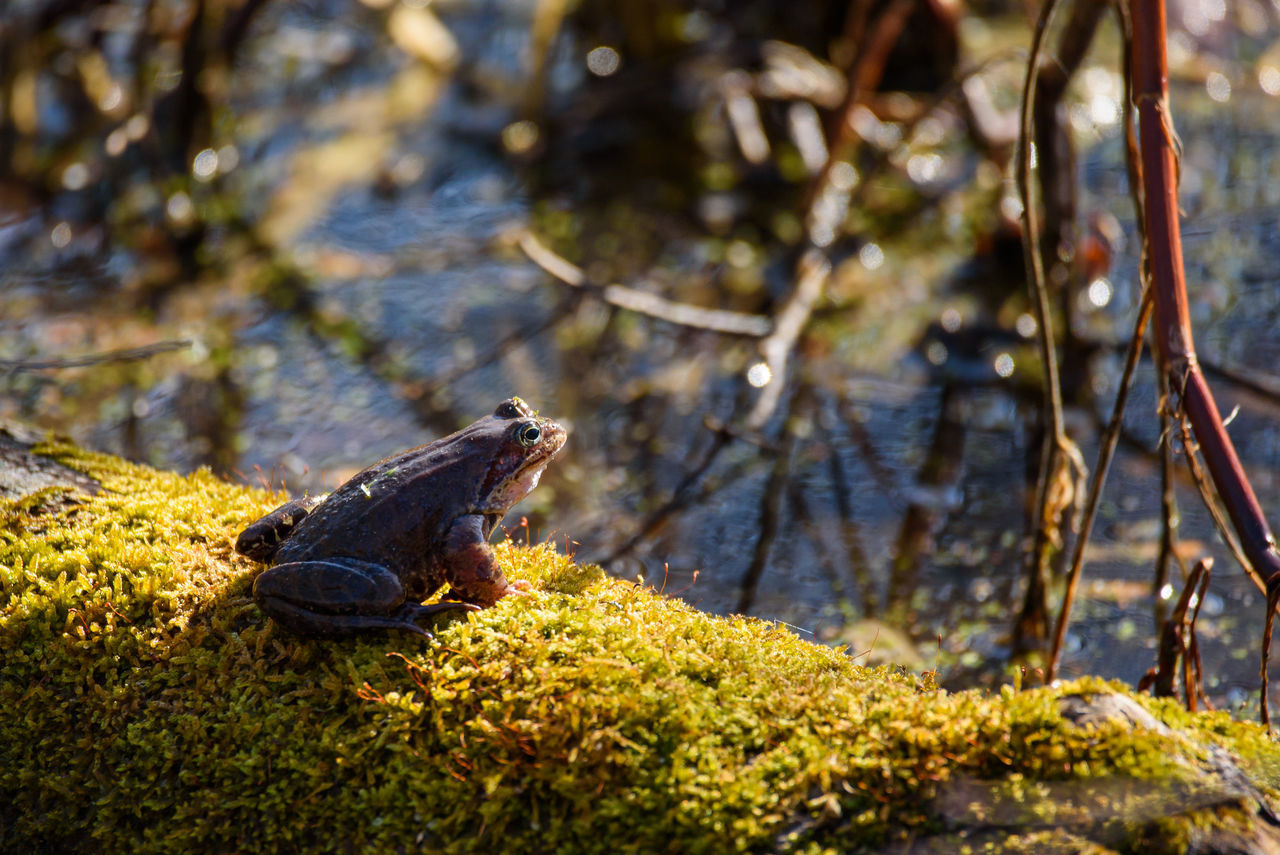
[3,441,1279,853]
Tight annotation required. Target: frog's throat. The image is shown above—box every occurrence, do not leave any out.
[479,459,549,514]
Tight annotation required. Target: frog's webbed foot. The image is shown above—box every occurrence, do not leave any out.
[253,557,475,638]
[236,494,328,563]
[398,601,481,634]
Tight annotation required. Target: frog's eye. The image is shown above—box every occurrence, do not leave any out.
[515,422,542,447]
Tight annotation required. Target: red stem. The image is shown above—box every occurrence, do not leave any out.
[1129,0,1280,589]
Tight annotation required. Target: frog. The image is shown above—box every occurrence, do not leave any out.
[235,397,567,638]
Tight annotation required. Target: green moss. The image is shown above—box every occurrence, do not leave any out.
[3,441,1279,853]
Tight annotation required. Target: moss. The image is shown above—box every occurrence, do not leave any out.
[3,441,1280,853]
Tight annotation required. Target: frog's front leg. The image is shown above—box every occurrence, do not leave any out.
[236,494,327,563]
[441,514,519,607]
[253,557,476,638]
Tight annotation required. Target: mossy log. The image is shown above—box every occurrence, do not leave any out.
[3,435,1280,853]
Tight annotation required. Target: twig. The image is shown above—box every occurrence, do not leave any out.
[803,0,916,221]
[1171,412,1256,590]
[746,0,913,436]
[1266,584,1280,728]
[1132,8,1280,579]
[517,230,772,337]
[1184,560,1211,711]
[746,249,829,430]
[1047,287,1153,680]
[0,339,193,373]
[1129,357,1195,633]
[1016,0,1068,450]
[1138,557,1210,708]
[1013,0,1087,655]
[1090,343,1280,409]
[1033,0,1108,340]
[1154,372,1188,628]
[847,49,1027,207]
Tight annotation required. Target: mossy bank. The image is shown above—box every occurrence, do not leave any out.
[4,440,1280,854]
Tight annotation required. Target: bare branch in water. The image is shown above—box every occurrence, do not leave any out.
[517,230,772,337]
[1,340,193,373]
[746,250,829,431]
[1137,558,1211,711]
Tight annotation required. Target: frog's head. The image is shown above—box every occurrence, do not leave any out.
[473,397,567,518]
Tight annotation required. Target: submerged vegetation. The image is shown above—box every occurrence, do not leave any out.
[3,442,1280,852]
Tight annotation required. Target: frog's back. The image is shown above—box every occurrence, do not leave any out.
[272,428,491,567]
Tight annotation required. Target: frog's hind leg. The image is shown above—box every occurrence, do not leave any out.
[235,494,328,562]
[253,558,476,638]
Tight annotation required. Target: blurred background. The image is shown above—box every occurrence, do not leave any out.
[3,0,1280,707]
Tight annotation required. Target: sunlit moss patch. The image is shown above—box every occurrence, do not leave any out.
[3,442,1279,853]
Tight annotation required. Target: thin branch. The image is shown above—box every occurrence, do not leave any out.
[1089,343,1280,409]
[801,0,916,221]
[1154,373,1188,628]
[1117,0,1187,631]
[1139,557,1210,707]
[1266,585,1280,728]
[748,0,914,435]
[1047,286,1154,680]
[0,339,193,373]
[1013,0,1087,655]
[1183,559,1211,711]
[746,249,829,430]
[848,49,1027,205]
[1172,411,1257,590]
[517,230,772,337]
[1017,0,1068,449]
[1131,0,1280,577]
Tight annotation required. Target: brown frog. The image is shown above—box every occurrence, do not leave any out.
[236,398,567,637]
